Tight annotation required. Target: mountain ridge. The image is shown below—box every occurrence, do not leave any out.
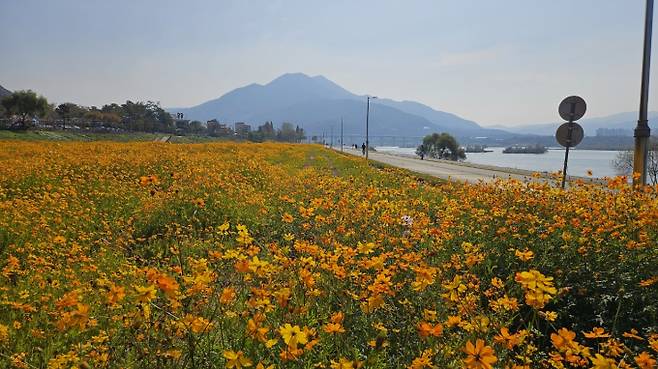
[0,84,11,98]
[492,111,658,136]
[171,73,510,138]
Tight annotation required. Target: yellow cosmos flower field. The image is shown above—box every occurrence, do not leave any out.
[0,141,656,368]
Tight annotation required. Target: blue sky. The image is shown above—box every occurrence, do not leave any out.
[0,0,655,126]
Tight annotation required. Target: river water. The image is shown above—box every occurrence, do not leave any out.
[374,146,623,178]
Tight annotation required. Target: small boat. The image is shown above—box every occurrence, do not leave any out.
[502,144,548,154]
[464,144,493,153]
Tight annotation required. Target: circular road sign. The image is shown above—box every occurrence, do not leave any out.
[555,122,584,147]
[558,96,587,121]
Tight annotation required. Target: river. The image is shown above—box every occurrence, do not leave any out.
[374,146,623,178]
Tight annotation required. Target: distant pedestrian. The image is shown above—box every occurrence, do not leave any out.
[361,143,366,155]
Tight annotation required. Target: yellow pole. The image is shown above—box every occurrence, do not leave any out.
[633,0,653,186]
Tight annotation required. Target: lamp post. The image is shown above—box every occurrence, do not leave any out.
[633,0,654,186]
[366,96,377,160]
[340,117,344,152]
[330,125,334,148]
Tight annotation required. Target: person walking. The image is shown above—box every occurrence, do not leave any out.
[361,143,366,156]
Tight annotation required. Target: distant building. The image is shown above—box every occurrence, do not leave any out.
[207,119,232,136]
[174,119,190,130]
[596,128,632,137]
[234,122,251,136]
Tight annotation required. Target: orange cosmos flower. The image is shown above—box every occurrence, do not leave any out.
[155,274,179,298]
[635,352,656,369]
[106,285,126,305]
[551,328,577,351]
[235,259,250,273]
[417,322,443,338]
[281,213,294,223]
[514,249,534,261]
[463,339,497,369]
[583,327,611,339]
[590,354,616,369]
[220,287,236,304]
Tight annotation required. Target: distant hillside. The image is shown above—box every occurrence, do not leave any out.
[0,84,11,98]
[496,111,658,136]
[246,98,439,137]
[171,73,511,138]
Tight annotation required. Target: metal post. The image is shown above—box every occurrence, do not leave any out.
[561,103,577,189]
[561,143,571,189]
[340,117,344,152]
[633,0,653,186]
[330,126,333,148]
[366,97,370,160]
[365,96,377,160]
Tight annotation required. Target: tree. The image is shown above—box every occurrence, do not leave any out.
[1,90,49,129]
[277,122,298,142]
[189,120,205,134]
[416,132,466,161]
[55,103,79,129]
[613,138,658,185]
[120,100,173,133]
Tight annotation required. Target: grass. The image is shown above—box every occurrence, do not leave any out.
[0,129,241,143]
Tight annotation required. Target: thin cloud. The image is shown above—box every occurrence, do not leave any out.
[435,45,508,67]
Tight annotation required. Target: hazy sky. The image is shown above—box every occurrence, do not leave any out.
[1,0,656,126]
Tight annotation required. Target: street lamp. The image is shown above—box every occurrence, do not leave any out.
[633,0,654,186]
[366,96,377,160]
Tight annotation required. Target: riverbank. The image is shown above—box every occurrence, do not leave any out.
[337,146,606,184]
[372,145,620,179]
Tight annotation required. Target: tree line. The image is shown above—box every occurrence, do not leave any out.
[0,90,306,143]
[1,90,173,132]
[247,121,305,143]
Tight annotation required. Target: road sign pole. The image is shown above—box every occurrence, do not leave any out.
[555,96,586,189]
[561,144,571,189]
[561,119,574,189]
[633,0,653,186]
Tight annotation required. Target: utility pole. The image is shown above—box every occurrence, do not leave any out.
[340,117,344,152]
[330,126,334,148]
[366,96,377,160]
[633,0,654,186]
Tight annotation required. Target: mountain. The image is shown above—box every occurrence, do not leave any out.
[496,111,658,136]
[171,73,510,138]
[376,98,508,137]
[177,73,354,122]
[0,84,11,99]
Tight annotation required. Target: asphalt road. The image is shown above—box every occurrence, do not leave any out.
[337,147,544,183]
